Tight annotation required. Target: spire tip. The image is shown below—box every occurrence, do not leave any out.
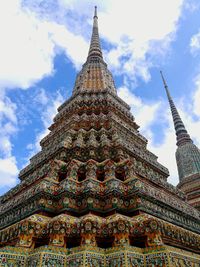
[160,70,167,88]
[160,70,164,78]
[94,6,97,18]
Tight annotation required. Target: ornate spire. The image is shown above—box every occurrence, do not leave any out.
[87,6,103,60]
[160,71,193,147]
[72,6,117,95]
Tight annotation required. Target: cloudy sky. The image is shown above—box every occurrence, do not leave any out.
[0,0,200,195]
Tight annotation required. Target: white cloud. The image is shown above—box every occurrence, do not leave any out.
[0,94,17,125]
[118,87,142,107]
[184,1,199,12]
[148,117,179,185]
[0,92,19,189]
[192,75,200,117]
[49,23,88,69]
[0,1,54,89]
[118,86,161,135]
[20,0,185,83]
[0,0,89,91]
[34,88,49,106]
[0,0,186,90]
[101,0,183,42]
[0,94,18,157]
[190,30,200,53]
[27,90,64,157]
[0,157,19,188]
[100,0,184,82]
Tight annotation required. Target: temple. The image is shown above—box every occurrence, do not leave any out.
[0,7,200,267]
[161,71,200,211]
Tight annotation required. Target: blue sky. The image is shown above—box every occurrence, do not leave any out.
[0,0,200,195]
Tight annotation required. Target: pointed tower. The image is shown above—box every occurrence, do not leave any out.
[0,8,200,267]
[72,6,116,96]
[161,71,200,210]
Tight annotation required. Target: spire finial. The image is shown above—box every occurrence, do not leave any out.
[160,70,172,100]
[87,6,103,60]
[94,6,97,18]
[160,71,192,147]
[160,70,167,88]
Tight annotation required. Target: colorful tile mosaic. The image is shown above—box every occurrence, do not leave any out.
[0,6,200,267]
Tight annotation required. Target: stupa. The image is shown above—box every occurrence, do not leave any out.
[0,7,199,266]
[161,71,200,212]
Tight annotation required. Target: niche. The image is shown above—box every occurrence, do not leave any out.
[34,237,49,248]
[94,110,100,115]
[115,168,125,181]
[96,236,114,248]
[130,236,146,248]
[97,170,105,182]
[66,236,81,248]
[78,168,86,182]
[58,171,67,182]
[96,135,100,141]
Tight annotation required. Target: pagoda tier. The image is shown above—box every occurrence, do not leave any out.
[0,7,200,267]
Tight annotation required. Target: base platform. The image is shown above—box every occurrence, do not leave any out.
[0,245,199,266]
